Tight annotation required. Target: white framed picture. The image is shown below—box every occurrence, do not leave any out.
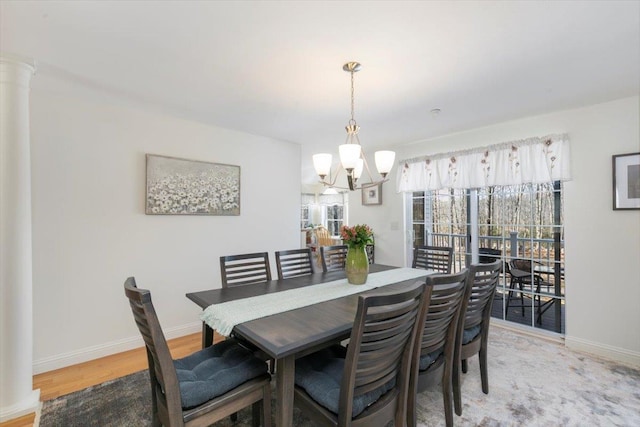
[362,184,382,206]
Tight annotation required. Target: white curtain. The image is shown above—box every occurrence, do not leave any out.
[396,133,571,192]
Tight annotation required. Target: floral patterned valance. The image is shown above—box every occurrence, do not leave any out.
[396,133,571,192]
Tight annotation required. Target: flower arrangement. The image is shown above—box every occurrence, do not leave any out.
[340,224,373,249]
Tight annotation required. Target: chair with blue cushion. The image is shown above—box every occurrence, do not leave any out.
[408,270,470,427]
[124,277,271,427]
[294,281,429,427]
[453,260,502,416]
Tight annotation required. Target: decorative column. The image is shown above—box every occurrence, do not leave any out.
[0,54,39,421]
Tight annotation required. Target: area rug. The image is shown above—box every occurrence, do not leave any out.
[40,327,640,426]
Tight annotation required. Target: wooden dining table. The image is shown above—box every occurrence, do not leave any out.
[185,264,431,427]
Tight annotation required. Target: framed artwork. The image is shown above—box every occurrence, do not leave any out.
[612,152,640,210]
[362,184,382,206]
[145,154,240,215]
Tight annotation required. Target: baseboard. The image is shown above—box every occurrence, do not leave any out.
[0,390,40,423]
[492,319,639,367]
[565,335,640,368]
[32,322,201,374]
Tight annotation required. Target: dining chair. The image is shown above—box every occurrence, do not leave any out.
[412,245,454,273]
[314,226,334,247]
[453,260,502,416]
[408,270,470,427]
[220,252,276,373]
[123,277,272,427]
[294,281,429,427]
[320,244,348,272]
[275,248,314,280]
[220,252,271,287]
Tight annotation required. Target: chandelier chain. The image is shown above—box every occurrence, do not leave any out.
[350,69,356,125]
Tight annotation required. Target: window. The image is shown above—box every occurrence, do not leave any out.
[300,205,310,229]
[325,204,344,236]
[300,193,348,236]
[408,182,565,334]
[318,193,347,236]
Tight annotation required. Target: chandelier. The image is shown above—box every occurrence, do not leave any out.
[312,62,395,191]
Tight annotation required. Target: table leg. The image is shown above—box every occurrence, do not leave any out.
[201,321,213,348]
[276,354,295,427]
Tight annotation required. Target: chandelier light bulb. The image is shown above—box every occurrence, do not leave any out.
[339,144,361,170]
[312,153,332,178]
[375,150,396,177]
[353,158,364,180]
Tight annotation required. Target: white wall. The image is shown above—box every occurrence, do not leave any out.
[29,92,301,372]
[351,96,640,365]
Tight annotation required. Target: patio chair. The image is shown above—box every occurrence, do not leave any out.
[408,270,470,427]
[294,281,429,427]
[320,245,348,272]
[275,248,314,279]
[412,245,454,273]
[220,252,271,287]
[124,277,272,427]
[453,260,502,416]
[505,259,554,324]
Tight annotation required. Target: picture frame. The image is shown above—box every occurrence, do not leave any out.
[612,152,640,210]
[145,154,240,215]
[362,183,382,206]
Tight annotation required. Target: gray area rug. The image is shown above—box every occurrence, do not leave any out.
[40,327,640,426]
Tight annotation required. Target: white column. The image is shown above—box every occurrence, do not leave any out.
[0,54,40,422]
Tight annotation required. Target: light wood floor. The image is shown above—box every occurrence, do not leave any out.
[0,332,210,427]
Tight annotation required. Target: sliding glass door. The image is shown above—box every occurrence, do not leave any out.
[407,182,565,334]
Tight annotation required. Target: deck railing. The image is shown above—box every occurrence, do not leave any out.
[424,231,565,333]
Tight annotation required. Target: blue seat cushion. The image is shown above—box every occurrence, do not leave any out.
[419,349,443,371]
[295,345,395,418]
[174,338,268,409]
[462,324,482,345]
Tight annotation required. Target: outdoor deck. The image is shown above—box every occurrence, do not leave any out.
[491,289,565,334]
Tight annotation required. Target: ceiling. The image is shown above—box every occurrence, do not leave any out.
[2,1,639,186]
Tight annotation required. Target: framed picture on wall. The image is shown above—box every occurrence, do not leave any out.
[145,154,240,215]
[612,152,640,210]
[362,184,382,206]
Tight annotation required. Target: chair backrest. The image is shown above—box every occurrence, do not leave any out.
[510,258,532,272]
[412,245,454,273]
[478,248,502,264]
[414,270,469,373]
[220,252,272,287]
[339,281,429,426]
[275,248,314,280]
[315,226,334,247]
[459,261,502,333]
[124,277,183,423]
[320,245,348,272]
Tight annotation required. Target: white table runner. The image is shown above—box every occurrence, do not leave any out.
[201,267,433,336]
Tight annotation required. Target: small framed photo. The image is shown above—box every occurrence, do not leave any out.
[362,184,382,206]
[612,152,640,210]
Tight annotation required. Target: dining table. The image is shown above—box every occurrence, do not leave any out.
[186,264,433,427]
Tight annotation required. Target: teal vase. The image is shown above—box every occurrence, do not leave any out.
[346,245,369,285]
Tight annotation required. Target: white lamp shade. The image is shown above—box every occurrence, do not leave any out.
[339,144,361,169]
[353,158,364,179]
[375,150,396,175]
[313,153,332,176]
